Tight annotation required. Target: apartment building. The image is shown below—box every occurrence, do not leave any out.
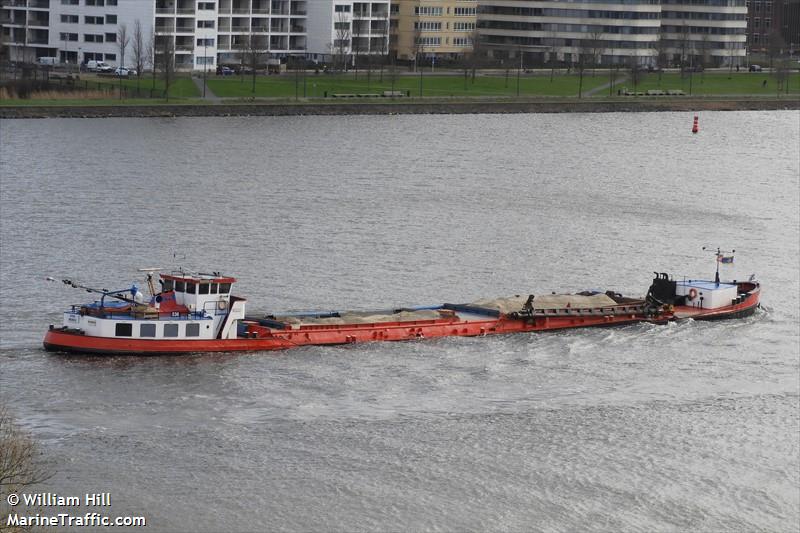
[306,0,390,61]
[1,0,307,70]
[477,0,747,67]
[660,0,747,67]
[1,0,153,64]
[746,0,799,55]
[390,0,477,62]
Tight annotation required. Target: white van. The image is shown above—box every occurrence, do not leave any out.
[87,60,113,72]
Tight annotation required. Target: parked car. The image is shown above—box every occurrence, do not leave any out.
[749,64,763,72]
[87,60,113,73]
[216,65,235,76]
[114,66,136,77]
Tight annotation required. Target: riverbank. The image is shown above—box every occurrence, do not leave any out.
[1,96,798,118]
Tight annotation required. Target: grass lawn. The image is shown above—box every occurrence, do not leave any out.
[69,75,201,98]
[618,71,800,95]
[0,98,208,106]
[207,72,609,99]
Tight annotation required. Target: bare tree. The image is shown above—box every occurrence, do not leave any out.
[243,30,263,94]
[117,23,130,67]
[767,29,785,70]
[377,21,389,83]
[155,31,175,100]
[334,11,350,73]
[131,20,146,91]
[147,31,157,89]
[587,30,604,76]
[351,19,364,79]
[546,28,558,82]
[467,28,483,81]
[412,27,423,74]
[0,404,51,522]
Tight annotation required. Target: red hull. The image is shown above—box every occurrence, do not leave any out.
[43,312,650,355]
[42,283,760,356]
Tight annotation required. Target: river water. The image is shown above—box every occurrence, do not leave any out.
[0,112,798,532]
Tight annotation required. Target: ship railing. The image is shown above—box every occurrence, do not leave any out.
[72,305,213,321]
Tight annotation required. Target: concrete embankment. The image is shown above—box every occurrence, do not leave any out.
[1,97,798,119]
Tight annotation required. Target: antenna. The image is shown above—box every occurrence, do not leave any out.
[702,246,735,285]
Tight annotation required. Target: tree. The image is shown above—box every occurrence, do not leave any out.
[0,404,51,518]
[377,21,389,83]
[412,27,423,74]
[155,31,175,100]
[467,28,483,82]
[546,29,558,82]
[147,31,157,89]
[351,18,364,79]
[587,30,604,76]
[334,11,350,73]
[116,24,130,99]
[767,30,786,70]
[131,20,146,92]
[242,31,264,94]
[117,24,130,67]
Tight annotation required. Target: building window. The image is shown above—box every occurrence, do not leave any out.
[335,4,351,12]
[115,323,132,337]
[197,56,214,65]
[86,0,105,5]
[334,21,350,30]
[60,32,79,41]
[140,324,156,337]
[61,0,79,4]
[414,6,442,16]
[197,38,215,46]
[61,14,79,23]
[197,20,215,28]
[105,33,116,42]
[107,0,117,5]
[764,17,770,27]
[414,21,442,31]
[199,2,215,9]
[84,34,104,42]
[415,36,441,47]
[454,7,476,16]
[105,53,115,60]
[186,323,200,337]
[85,16,104,24]
[453,22,475,32]
[453,37,472,46]
[164,324,179,337]
[106,14,117,23]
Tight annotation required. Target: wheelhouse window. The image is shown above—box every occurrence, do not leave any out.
[164,324,179,337]
[210,283,218,294]
[140,323,156,337]
[115,323,132,337]
[186,323,200,337]
[219,283,231,294]
[198,283,210,295]
[162,279,174,291]
[175,281,185,292]
[185,283,196,294]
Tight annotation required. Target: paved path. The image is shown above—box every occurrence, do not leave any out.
[191,75,222,101]
[585,74,629,97]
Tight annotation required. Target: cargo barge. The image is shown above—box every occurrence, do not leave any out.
[43,262,761,355]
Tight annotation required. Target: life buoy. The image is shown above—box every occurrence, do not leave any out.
[218,300,228,310]
[688,288,698,301]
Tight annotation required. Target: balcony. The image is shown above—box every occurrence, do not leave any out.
[29,0,49,8]
[176,8,195,15]
[156,8,175,14]
[155,24,176,32]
